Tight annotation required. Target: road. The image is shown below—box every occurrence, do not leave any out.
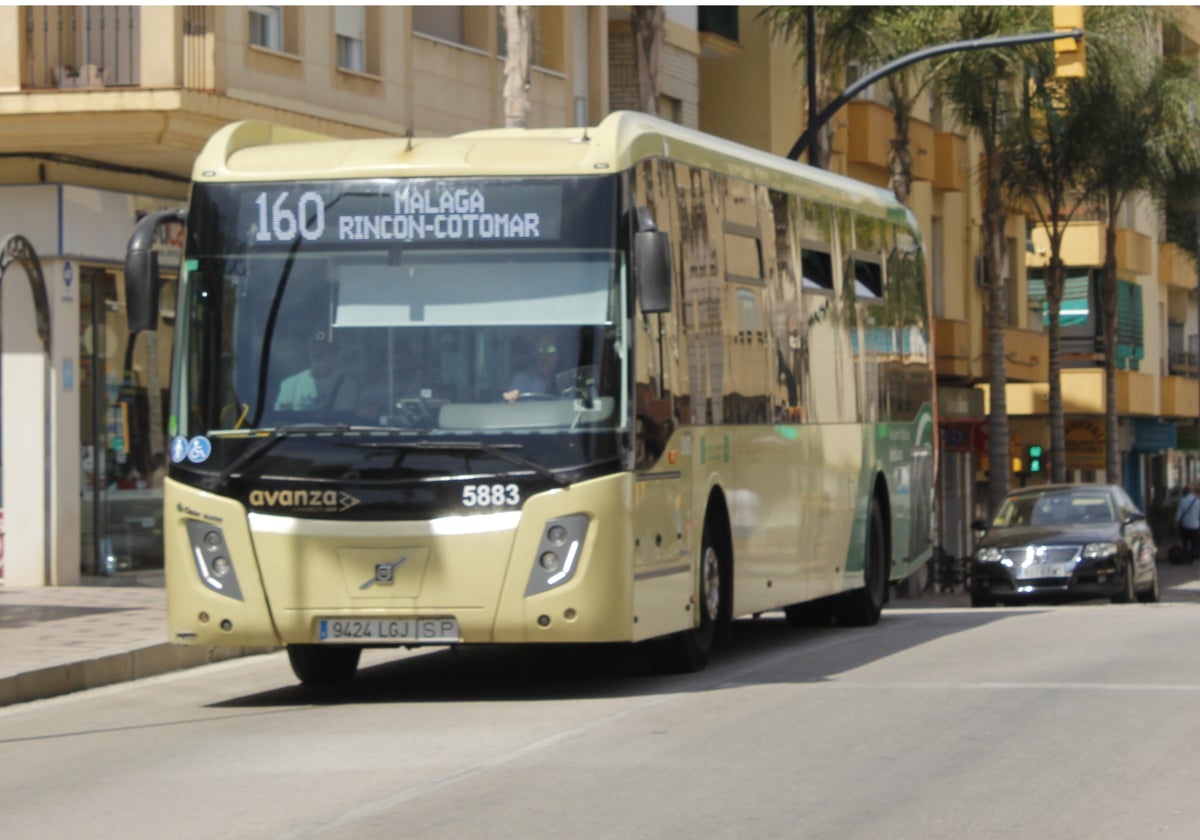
[4,572,1200,839]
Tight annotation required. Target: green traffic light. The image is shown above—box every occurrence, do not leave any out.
[1027,445,1043,473]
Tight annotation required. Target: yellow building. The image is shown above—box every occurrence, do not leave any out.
[695,6,1200,559]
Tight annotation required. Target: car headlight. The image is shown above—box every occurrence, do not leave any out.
[976,546,1002,563]
[1083,542,1119,559]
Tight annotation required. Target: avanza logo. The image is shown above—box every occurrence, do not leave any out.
[249,488,361,513]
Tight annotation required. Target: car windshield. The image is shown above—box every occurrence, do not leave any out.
[993,489,1116,527]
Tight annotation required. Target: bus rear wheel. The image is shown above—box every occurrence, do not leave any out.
[650,525,722,673]
[287,644,362,685]
[833,498,887,627]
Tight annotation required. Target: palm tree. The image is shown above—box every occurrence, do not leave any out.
[934,6,1043,513]
[1070,9,1200,482]
[1000,7,1098,484]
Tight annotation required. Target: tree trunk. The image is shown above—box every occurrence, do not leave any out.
[1103,217,1121,483]
[984,150,1010,514]
[888,87,913,206]
[1046,249,1066,484]
[503,6,532,128]
[631,6,663,117]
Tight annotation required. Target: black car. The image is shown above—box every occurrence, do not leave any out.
[970,483,1159,607]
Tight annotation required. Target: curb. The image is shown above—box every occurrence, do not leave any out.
[0,644,277,708]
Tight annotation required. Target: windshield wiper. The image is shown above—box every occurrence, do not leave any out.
[356,440,570,486]
[203,424,388,489]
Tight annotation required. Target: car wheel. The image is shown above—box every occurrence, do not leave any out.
[833,498,887,626]
[287,644,362,685]
[1112,560,1137,604]
[1137,564,1161,604]
[650,523,720,673]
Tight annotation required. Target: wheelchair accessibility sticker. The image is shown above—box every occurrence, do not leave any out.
[171,435,212,464]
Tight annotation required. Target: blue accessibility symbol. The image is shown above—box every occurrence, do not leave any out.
[169,436,189,464]
[186,436,213,464]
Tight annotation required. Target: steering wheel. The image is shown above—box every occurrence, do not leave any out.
[394,397,433,426]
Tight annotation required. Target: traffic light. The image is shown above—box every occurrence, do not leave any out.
[1027,445,1044,474]
[1053,6,1085,78]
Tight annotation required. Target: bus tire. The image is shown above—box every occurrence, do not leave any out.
[287,644,362,685]
[833,497,887,627]
[649,521,721,673]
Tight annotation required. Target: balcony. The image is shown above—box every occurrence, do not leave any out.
[1162,374,1200,419]
[1160,242,1197,291]
[934,317,971,379]
[980,327,1049,384]
[1028,221,1152,275]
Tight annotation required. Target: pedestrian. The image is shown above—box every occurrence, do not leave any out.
[1175,485,1200,562]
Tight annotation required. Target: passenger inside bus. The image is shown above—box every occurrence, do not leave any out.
[274,337,360,412]
[504,330,561,402]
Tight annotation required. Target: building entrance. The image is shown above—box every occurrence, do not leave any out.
[79,265,168,577]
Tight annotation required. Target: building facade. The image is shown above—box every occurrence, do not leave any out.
[1,4,1197,584]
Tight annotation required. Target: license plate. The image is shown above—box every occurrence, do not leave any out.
[317,617,460,643]
[1015,564,1068,580]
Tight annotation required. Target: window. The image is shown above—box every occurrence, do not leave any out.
[413,6,464,44]
[336,7,365,73]
[850,254,883,300]
[699,7,739,43]
[801,247,834,292]
[249,6,281,51]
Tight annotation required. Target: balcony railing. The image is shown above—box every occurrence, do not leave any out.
[23,7,216,93]
[1169,350,1199,379]
[24,6,140,89]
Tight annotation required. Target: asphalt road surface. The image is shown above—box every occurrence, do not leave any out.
[4,571,1200,839]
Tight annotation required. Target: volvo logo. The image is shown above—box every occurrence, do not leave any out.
[360,557,409,590]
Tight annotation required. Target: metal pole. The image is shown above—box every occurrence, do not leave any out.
[786,28,1084,162]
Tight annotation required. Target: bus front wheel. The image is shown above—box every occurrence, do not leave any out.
[287,644,362,685]
[649,523,722,673]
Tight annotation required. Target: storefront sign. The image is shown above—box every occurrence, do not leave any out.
[1065,419,1106,470]
[1132,419,1176,453]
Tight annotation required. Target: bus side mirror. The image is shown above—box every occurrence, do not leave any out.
[125,208,185,334]
[634,207,672,314]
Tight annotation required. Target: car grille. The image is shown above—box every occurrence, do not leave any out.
[1000,545,1081,565]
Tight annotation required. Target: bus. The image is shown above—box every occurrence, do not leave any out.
[125,111,935,684]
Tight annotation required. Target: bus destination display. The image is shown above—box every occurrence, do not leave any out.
[244,181,563,246]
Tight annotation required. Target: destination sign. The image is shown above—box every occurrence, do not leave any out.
[242,181,563,246]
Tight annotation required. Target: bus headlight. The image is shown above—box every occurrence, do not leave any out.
[525,514,589,596]
[185,520,244,600]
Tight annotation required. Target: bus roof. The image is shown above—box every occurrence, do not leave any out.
[194,111,914,228]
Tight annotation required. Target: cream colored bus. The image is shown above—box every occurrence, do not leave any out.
[125,111,935,684]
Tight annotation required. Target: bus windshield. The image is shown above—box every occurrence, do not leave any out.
[176,176,626,444]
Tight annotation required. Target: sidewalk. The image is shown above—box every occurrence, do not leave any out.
[2,561,1199,708]
[0,571,274,707]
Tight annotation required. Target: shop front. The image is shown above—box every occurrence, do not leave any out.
[0,183,178,585]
